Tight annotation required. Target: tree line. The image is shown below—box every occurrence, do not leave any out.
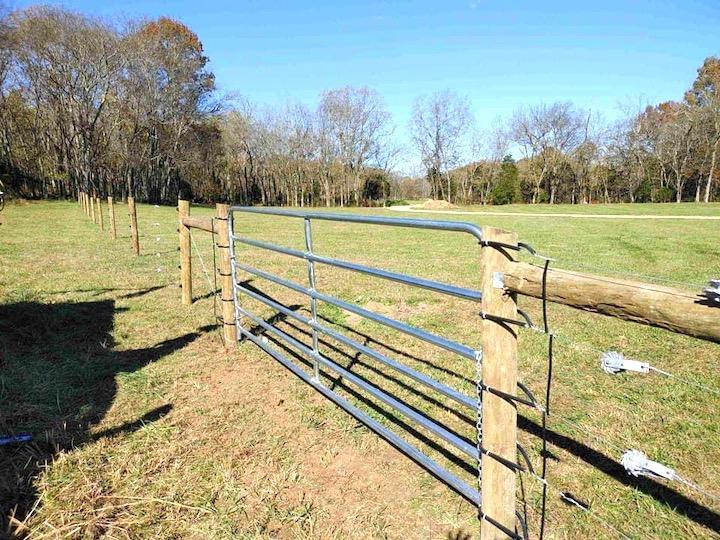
[1,5,718,205]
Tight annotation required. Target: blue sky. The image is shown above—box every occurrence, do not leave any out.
[12,0,720,170]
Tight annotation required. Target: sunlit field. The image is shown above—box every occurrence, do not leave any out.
[1,200,718,539]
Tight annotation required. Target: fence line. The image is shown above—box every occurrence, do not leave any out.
[74,197,719,539]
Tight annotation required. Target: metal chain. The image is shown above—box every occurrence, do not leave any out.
[475,349,483,533]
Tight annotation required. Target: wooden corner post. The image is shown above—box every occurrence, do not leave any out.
[178,199,192,305]
[128,196,140,256]
[215,203,237,347]
[108,196,116,239]
[479,226,519,539]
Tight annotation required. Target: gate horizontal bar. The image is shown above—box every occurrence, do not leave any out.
[233,276,476,410]
[234,320,480,505]
[229,206,484,241]
[233,236,481,302]
[233,260,477,360]
[237,303,478,460]
[315,292,478,360]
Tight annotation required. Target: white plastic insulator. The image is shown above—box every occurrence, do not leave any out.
[705,279,720,303]
[621,449,676,481]
[601,351,650,375]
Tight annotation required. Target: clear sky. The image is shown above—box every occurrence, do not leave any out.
[12,0,720,170]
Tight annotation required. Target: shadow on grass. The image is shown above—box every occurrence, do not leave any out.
[44,285,168,299]
[238,283,720,536]
[0,294,213,536]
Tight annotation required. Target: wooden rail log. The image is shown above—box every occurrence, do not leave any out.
[180,216,216,234]
[504,261,720,343]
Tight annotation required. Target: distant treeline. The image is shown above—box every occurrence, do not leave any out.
[0,5,718,205]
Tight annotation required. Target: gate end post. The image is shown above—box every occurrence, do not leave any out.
[479,226,519,539]
[215,203,237,348]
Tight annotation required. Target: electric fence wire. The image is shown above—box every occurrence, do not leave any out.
[538,257,553,540]
[514,448,637,540]
[536,327,720,398]
[546,257,708,290]
[210,218,224,346]
[188,222,224,346]
[190,229,215,293]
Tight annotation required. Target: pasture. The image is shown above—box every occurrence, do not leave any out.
[1,200,719,539]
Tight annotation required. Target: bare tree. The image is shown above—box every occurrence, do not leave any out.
[509,102,585,203]
[317,86,392,206]
[410,90,472,202]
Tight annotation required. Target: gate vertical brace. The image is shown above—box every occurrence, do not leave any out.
[479,227,519,539]
[228,209,243,344]
[178,199,192,305]
[304,218,320,381]
[216,203,237,347]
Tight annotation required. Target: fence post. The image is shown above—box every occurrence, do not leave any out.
[90,192,96,223]
[178,199,192,305]
[216,203,237,347]
[108,196,116,239]
[97,196,104,230]
[128,196,140,256]
[479,226,519,539]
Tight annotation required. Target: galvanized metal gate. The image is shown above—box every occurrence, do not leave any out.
[227,207,492,518]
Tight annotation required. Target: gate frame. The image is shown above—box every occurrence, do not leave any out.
[227,206,520,537]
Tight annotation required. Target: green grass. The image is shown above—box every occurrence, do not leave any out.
[429,201,720,216]
[1,199,719,539]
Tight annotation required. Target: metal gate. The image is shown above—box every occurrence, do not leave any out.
[226,207,500,527]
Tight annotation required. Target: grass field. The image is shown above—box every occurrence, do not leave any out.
[1,199,719,539]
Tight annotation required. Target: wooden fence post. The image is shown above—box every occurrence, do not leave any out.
[128,196,140,256]
[178,199,192,305]
[108,196,116,239]
[81,192,86,214]
[479,227,519,539]
[216,203,237,347]
[97,196,104,230]
[90,193,96,223]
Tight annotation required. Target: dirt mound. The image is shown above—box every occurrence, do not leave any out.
[411,199,458,210]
